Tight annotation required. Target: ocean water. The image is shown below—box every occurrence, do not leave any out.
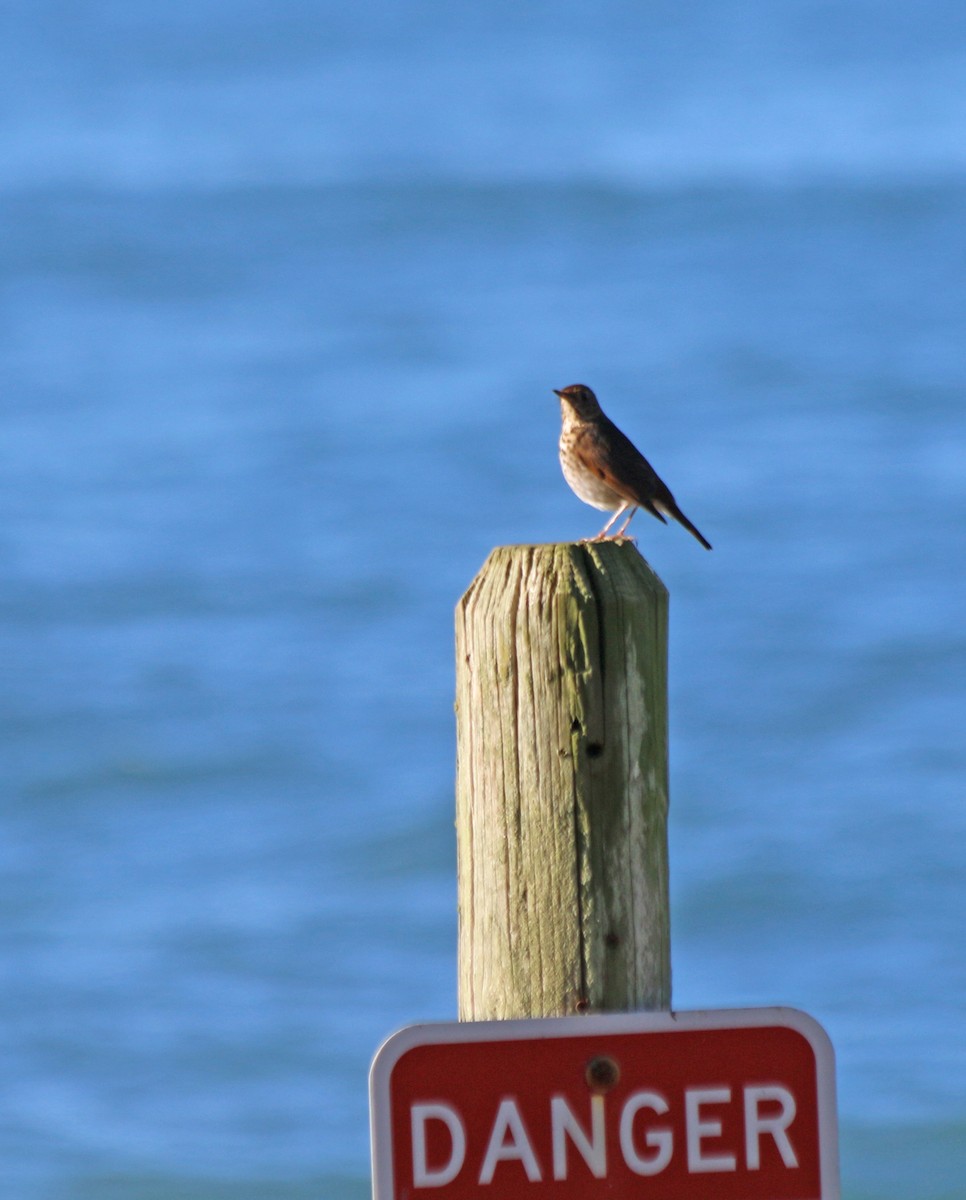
[1,1,964,1196]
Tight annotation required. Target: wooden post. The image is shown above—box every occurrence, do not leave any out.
[455,541,671,1021]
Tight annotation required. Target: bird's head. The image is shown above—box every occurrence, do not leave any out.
[553,384,602,420]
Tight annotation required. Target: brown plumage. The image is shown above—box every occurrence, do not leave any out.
[554,383,712,549]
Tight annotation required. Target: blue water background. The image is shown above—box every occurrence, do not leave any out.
[1,2,965,1196]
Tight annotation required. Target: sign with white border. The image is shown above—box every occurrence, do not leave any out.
[371,1007,839,1199]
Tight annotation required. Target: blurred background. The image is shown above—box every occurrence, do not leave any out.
[1,1,964,1196]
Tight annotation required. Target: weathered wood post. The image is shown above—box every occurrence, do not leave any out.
[455,540,670,1021]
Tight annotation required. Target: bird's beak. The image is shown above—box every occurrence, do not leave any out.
[553,389,564,399]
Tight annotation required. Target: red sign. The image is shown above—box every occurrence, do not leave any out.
[371,1007,838,1200]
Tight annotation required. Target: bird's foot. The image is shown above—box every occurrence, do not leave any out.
[581,532,637,545]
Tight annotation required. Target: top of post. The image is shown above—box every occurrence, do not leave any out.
[458,540,668,614]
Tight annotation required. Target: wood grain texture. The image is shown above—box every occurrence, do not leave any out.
[455,541,670,1020]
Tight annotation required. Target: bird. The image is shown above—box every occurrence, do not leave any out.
[554,384,712,549]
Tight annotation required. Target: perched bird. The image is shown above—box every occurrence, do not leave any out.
[554,383,712,549]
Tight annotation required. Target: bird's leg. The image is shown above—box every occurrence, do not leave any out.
[613,506,639,538]
[591,503,631,541]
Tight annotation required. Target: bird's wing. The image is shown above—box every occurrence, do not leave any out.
[576,418,675,512]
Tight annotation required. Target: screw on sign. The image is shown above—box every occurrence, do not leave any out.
[370,1008,840,1200]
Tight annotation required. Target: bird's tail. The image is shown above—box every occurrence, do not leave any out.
[661,502,712,550]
